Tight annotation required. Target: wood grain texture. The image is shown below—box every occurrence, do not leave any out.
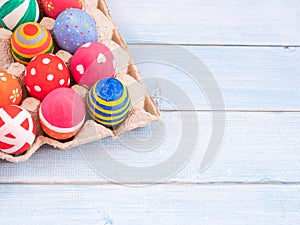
[128,45,300,111]
[1,112,300,183]
[1,184,300,225]
[107,0,300,45]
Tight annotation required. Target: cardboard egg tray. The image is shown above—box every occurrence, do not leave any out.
[0,0,160,163]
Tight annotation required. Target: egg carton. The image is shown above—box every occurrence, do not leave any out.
[0,0,160,163]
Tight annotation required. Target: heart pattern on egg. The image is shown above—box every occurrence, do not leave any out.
[76,65,85,75]
[97,53,107,64]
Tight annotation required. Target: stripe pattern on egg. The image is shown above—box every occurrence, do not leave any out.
[11,22,54,65]
[0,0,39,31]
[87,78,131,128]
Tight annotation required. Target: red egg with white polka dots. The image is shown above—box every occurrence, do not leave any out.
[24,54,70,100]
[71,42,116,89]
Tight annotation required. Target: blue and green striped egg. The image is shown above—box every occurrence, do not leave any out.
[87,78,131,128]
[0,0,40,31]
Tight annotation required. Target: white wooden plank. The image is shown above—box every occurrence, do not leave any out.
[128,45,300,110]
[1,184,299,225]
[1,112,300,183]
[108,0,300,45]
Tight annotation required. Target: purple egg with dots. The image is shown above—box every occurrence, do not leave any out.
[53,8,98,54]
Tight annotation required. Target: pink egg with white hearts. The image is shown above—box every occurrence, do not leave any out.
[71,42,116,89]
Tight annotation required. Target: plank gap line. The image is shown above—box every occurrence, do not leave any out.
[1,182,300,186]
[160,110,300,113]
[128,43,300,48]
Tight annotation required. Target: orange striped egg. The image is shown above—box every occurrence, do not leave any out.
[11,22,54,65]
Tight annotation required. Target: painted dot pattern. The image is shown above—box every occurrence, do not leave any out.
[41,0,83,19]
[31,68,36,76]
[24,54,70,100]
[42,58,51,64]
[53,8,98,54]
[47,74,54,81]
[58,63,64,71]
[34,85,41,92]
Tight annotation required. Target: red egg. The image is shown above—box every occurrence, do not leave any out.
[25,54,70,100]
[39,88,86,140]
[0,70,22,108]
[0,105,36,155]
[71,42,116,89]
[42,0,83,19]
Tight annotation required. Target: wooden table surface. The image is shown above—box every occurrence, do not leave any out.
[1,0,300,224]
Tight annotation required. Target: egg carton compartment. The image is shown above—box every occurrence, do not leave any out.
[0,0,160,163]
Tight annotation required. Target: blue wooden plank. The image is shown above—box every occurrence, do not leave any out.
[128,45,300,110]
[1,112,300,183]
[1,184,300,225]
[108,0,300,45]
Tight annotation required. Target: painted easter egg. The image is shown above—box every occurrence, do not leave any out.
[53,8,98,54]
[42,0,83,19]
[39,88,86,140]
[0,105,36,155]
[87,78,131,128]
[11,22,54,65]
[71,42,116,88]
[24,54,70,100]
[0,0,39,31]
[0,70,22,107]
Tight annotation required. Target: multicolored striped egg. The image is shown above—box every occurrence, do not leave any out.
[53,8,98,54]
[0,105,36,155]
[39,88,86,140]
[42,0,83,19]
[87,78,131,128]
[11,22,54,65]
[0,0,39,31]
